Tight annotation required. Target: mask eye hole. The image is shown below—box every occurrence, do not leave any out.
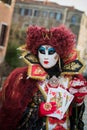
[38,47,45,54]
[48,48,56,55]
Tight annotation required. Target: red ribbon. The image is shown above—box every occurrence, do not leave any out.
[49,115,66,124]
[49,117,66,130]
[53,125,66,130]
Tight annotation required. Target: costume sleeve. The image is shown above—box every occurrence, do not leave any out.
[0,67,38,130]
[69,74,87,105]
[17,91,45,130]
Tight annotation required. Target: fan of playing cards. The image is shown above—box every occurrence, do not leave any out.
[47,87,74,120]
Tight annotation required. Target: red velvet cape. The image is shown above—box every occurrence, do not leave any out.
[0,67,38,130]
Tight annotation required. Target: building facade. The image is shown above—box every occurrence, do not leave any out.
[12,0,84,36]
[0,0,15,64]
[77,14,87,76]
[11,0,87,75]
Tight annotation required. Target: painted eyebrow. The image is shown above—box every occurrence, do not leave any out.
[48,48,55,51]
[39,46,45,51]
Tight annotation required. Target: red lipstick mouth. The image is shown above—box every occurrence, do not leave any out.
[44,61,49,64]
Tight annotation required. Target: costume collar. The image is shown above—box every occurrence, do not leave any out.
[62,50,85,75]
[20,51,48,80]
[19,49,84,80]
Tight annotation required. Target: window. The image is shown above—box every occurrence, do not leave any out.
[71,16,77,24]
[42,11,48,17]
[0,23,7,46]
[28,9,32,16]
[24,9,29,15]
[56,12,62,21]
[19,8,25,16]
[34,10,40,17]
[71,15,81,24]
[49,12,55,18]
[1,0,12,5]
[19,8,32,16]
[69,24,79,41]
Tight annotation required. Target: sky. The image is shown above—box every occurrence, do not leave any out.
[39,0,87,15]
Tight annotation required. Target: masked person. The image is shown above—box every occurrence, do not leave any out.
[0,25,87,130]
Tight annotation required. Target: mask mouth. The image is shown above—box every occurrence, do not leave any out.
[44,61,49,64]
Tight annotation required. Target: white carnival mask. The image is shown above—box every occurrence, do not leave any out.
[38,45,59,69]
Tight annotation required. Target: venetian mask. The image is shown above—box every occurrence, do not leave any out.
[38,45,59,69]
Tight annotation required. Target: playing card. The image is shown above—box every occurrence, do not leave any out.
[47,87,74,120]
[62,90,74,116]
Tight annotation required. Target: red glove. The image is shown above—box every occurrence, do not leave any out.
[39,102,56,117]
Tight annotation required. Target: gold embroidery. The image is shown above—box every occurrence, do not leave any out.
[22,52,38,65]
[25,53,38,63]
[64,62,81,70]
[43,103,52,111]
[42,32,50,40]
[34,67,45,75]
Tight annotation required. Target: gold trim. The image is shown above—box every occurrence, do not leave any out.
[46,117,48,130]
[22,52,38,65]
[62,61,85,75]
[27,65,48,81]
[61,71,82,75]
[62,50,85,75]
[17,44,27,51]
[38,83,47,100]
[21,51,48,80]
[77,50,85,72]
[66,110,70,130]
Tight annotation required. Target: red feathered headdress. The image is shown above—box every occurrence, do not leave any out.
[26,25,76,59]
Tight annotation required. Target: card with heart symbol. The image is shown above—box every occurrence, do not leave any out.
[47,87,74,120]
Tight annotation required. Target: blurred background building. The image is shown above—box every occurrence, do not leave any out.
[0,0,15,85]
[0,0,15,64]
